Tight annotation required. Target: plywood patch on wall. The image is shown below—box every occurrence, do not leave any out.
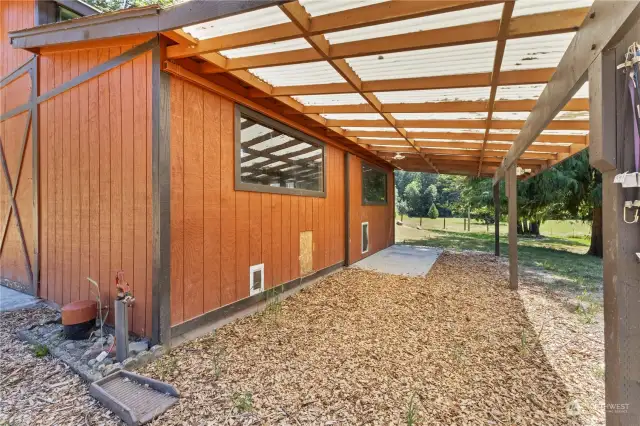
[299,231,313,276]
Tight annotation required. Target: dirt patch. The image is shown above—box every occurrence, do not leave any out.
[139,251,602,425]
[0,251,604,425]
[0,306,120,425]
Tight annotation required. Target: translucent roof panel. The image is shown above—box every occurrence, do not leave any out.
[490,129,589,135]
[393,112,488,120]
[375,87,491,103]
[347,41,496,81]
[321,113,382,120]
[502,33,575,71]
[299,0,389,17]
[325,3,503,45]
[249,62,346,87]
[221,38,311,59]
[341,127,396,132]
[406,128,485,133]
[183,6,290,40]
[358,137,404,141]
[512,0,593,17]
[292,93,367,106]
[492,111,589,121]
[496,82,589,100]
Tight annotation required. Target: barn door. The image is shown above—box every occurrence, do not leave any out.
[0,58,38,295]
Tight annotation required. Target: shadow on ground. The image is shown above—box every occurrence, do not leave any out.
[398,226,602,295]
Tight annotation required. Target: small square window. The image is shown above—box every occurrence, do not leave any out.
[362,161,387,205]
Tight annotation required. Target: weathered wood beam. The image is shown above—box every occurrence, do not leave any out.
[493,181,500,256]
[279,1,438,173]
[357,131,587,144]
[327,119,589,130]
[300,99,589,114]
[478,0,515,175]
[494,0,640,184]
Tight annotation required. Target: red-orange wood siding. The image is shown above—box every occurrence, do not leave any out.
[170,77,347,325]
[0,0,35,293]
[348,155,395,264]
[38,47,154,337]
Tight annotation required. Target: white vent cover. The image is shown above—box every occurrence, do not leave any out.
[249,264,264,296]
[361,222,369,254]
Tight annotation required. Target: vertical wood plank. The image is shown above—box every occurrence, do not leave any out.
[62,52,72,305]
[261,193,272,289]
[271,194,282,286]
[108,48,122,317]
[290,197,299,279]
[39,53,49,300]
[305,197,312,231]
[249,192,261,268]
[312,198,319,271]
[54,52,63,305]
[281,195,290,283]
[132,53,147,335]
[169,76,184,324]
[87,49,100,314]
[235,191,250,300]
[219,98,235,305]
[203,91,221,312]
[120,56,134,330]
[78,51,90,302]
[182,81,204,320]
[69,50,80,302]
[145,51,153,337]
[98,49,111,314]
[507,166,518,290]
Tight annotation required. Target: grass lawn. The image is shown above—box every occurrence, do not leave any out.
[396,218,602,295]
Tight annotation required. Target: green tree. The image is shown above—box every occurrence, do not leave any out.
[427,203,439,219]
[397,199,409,221]
[403,180,422,217]
[85,0,177,12]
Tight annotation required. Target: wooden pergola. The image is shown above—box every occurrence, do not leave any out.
[153,0,592,178]
[8,0,640,422]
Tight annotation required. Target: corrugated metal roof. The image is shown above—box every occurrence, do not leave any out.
[501,32,575,71]
[299,0,389,17]
[292,93,367,106]
[347,41,496,81]
[183,6,290,40]
[325,4,503,45]
[375,87,491,103]
[221,38,310,58]
[512,0,593,17]
[392,112,488,120]
[321,113,382,120]
[492,111,589,120]
[249,61,346,87]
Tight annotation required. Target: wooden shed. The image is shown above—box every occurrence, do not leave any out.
[2,0,397,343]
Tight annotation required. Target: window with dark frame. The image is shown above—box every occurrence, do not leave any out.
[235,105,325,197]
[361,162,387,205]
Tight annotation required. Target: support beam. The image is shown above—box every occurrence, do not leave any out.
[493,182,500,257]
[589,25,640,422]
[507,165,517,290]
[494,0,640,184]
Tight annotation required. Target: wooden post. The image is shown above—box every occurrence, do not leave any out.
[589,24,640,422]
[467,206,471,231]
[507,165,518,290]
[494,182,500,257]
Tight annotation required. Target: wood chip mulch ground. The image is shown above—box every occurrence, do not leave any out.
[0,251,604,425]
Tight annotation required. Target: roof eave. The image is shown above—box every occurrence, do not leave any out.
[9,0,289,50]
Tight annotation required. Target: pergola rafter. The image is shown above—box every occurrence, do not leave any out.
[158,0,593,177]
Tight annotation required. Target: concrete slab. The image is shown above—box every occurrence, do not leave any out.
[0,285,39,312]
[351,245,442,277]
